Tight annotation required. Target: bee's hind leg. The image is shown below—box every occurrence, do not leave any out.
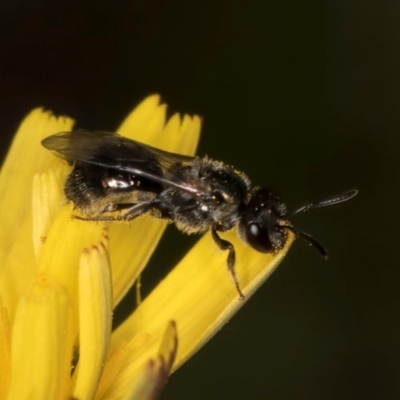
[74,200,160,222]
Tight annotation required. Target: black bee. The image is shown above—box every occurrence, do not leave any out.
[42,130,357,299]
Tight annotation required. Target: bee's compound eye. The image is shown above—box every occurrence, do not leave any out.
[246,223,273,253]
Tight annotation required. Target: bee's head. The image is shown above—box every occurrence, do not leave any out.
[239,187,358,257]
[239,188,289,253]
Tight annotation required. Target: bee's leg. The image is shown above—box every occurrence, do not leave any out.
[211,229,245,300]
[75,200,159,222]
[101,203,134,213]
[120,200,160,221]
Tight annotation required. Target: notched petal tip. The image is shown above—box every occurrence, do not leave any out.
[122,321,179,400]
[157,321,178,374]
[117,95,166,142]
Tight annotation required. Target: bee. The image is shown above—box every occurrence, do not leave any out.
[42,130,358,299]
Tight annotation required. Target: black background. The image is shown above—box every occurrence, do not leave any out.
[1,1,399,399]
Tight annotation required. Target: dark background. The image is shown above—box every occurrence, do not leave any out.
[1,1,399,399]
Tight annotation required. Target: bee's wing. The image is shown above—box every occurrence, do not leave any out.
[42,130,199,194]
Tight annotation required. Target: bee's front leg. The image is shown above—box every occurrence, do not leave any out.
[211,229,245,300]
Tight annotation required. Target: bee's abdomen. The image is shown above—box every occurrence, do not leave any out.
[65,162,162,213]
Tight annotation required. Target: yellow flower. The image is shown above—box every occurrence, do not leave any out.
[0,95,293,400]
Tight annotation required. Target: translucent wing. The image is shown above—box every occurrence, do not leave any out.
[42,130,199,194]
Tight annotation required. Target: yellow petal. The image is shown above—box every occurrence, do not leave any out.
[32,164,70,257]
[177,114,202,156]
[7,273,73,400]
[0,109,74,266]
[107,231,294,385]
[117,94,167,143]
[156,113,199,153]
[0,219,36,324]
[73,241,113,399]
[37,206,108,303]
[117,95,201,153]
[1,164,66,324]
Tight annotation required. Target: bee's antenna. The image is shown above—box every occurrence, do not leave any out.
[282,189,358,259]
[291,189,358,216]
[282,225,329,259]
